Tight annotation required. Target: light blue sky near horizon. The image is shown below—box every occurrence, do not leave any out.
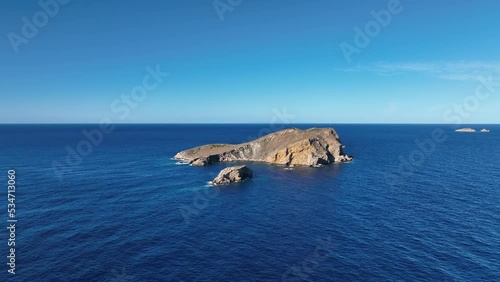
[1,0,499,123]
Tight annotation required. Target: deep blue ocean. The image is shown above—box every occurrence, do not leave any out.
[0,124,499,281]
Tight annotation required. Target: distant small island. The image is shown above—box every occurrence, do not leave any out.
[455,128,477,132]
[455,128,490,133]
[173,128,353,167]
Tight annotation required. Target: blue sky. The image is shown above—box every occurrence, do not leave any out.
[1,0,499,123]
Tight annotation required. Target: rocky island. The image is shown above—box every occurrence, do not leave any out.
[211,165,253,186]
[455,128,491,133]
[455,128,477,133]
[174,128,353,167]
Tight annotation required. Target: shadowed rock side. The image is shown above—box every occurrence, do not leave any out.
[174,128,353,167]
[211,165,253,186]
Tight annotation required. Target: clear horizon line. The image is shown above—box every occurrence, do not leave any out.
[0,122,499,125]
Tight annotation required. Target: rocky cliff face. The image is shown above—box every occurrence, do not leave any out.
[173,128,353,167]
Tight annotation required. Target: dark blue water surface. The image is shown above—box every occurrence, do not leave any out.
[0,124,499,281]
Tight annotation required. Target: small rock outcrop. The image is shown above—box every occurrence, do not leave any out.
[174,128,353,167]
[481,129,490,133]
[211,165,253,186]
[455,128,477,133]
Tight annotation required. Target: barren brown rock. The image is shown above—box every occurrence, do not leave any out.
[211,165,253,186]
[173,127,353,167]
